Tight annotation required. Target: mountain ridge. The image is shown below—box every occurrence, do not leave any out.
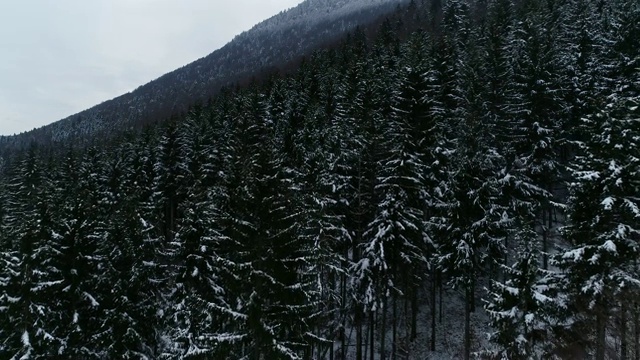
[0,0,408,149]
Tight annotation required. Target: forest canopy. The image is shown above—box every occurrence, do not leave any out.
[0,0,638,358]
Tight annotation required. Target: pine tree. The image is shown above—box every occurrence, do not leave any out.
[0,164,9,355]
[485,226,563,359]
[97,141,161,358]
[505,0,565,268]
[397,29,443,348]
[333,52,381,360]
[49,147,104,358]
[434,8,512,357]
[554,93,640,359]
[161,117,238,359]
[558,0,608,142]
[1,148,61,358]
[154,120,186,244]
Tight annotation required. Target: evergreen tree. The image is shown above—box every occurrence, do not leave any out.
[49,148,104,358]
[505,0,565,268]
[0,148,60,358]
[162,117,236,359]
[485,226,563,359]
[97,141,161,358]
[434,9,512,357]
[554,93,640,359]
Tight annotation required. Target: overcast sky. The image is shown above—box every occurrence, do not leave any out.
[0,0,304,136]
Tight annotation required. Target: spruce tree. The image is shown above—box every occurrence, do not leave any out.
[555,93,640,359]
[97,141,161,358]
[49,148,104,358]
[485,226,563,359]
[1,148,60,358]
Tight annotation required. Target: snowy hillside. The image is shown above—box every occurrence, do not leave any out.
[0,0,407,152]
[252,0,408,33]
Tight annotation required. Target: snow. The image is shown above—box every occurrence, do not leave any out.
[601,240,617,253]
[21,331,30,347]
[608,160,622,176]
[525,313,535,325]
[562,247,585,262]
[625,198,640,216]
[83,292,100,307]
[601,196,614,210]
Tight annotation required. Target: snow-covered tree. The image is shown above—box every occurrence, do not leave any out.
[47,148,105,358]
[485,226,564,359]
[555,93,640,359]
[96,141,162,359]
[0,148,61,358]
[161,117,240,359]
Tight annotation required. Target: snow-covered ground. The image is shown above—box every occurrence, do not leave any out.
[406,286,495,360]
[332,282,496,360]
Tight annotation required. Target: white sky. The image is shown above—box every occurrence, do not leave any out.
[0,0,304,136]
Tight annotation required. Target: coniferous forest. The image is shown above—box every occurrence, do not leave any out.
[0,0,638,358]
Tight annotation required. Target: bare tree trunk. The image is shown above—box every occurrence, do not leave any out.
[464,286,471,360]
[411,284,418,340]
[381,297,387,360]
[542,208,548,270]
[356,304,363,360]
[354,204,363,360]
[623,300,628,360]
[635,301,639,360]
[439,273,443,324]
[330,341,334,360]
[392,290,397,360]
[596,307,606,360]
[403,279,409,344]
[470,277,476,312]
[341,247,348,360]
[546,204,554,269]
[370,310,375,360]
[431,269,437,351]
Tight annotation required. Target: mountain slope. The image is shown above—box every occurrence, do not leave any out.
[0,0,407,152]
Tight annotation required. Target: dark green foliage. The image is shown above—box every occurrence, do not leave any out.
[0,0,637,358]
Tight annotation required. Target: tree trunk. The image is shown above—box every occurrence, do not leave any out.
[403,281,409,343]
[596,307,606,360]
[356,304,363,360]
[439,273,443,324]
[542,208,548,270]
[354,220,363,360]
[370,310,375,360]
[634,301,639,360]
[622,300,628,360]
[411,284,418,340]
[470,277,476,312]
[341,247,348,360]
[392,290,397,360]
[431,269,437,351]
[464,286,471,360]
[381,297,387,360]
[547,204,554,269]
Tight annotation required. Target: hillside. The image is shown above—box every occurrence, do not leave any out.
[0,0,638,359]
[0,0,407,154]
